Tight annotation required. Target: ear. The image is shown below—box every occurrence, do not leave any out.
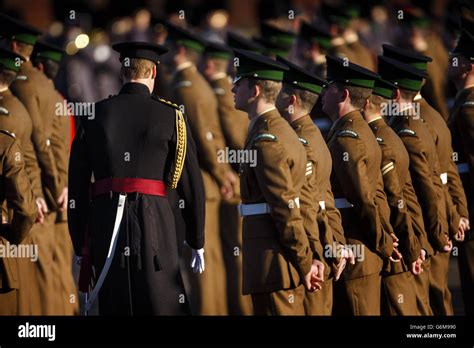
[36,62,44,73]
[289,94,297,106]
[342,88,350,102]
[11,41,17,53]
[363,98,370,111]
[151,64,157,79]
[394,88,401,102]
[253,83,260,99]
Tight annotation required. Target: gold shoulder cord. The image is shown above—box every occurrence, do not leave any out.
[170,109,187,189]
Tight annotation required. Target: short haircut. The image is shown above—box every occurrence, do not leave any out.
[121,58,155,80]
[248,79,282,104]
[0,67,17,86]
[367,94,387,114]
[335,82,372,109]
[283,84,319,113]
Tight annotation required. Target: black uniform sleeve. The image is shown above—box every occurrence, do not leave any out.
[177,122,205,249]
[67,125,92,256]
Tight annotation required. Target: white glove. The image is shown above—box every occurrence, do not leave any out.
[191,248,205,273]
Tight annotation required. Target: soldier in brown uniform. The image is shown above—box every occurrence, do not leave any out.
[382,44,469,314]
[395,6,450,121]
[0,48,44,315]
[0,130,38,315]
[322,56,396,315]
[164,23,236,315]
[322,4,376,71]
[363,76,424,315]
[275,56,354,315]
[254,22,296,59]
[231,49,323,315]
[200,41,252,315]
[32,41,78,315]
[379,56,453,315]
[448,26,474,316]
[2,14,62,314]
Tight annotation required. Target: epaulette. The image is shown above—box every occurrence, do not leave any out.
[153,95,180,110]
[0,130,16,138]
[463,101,474,107]
[213,87,225,96]
[397,128,416,137]
[376,136,384,144]
[336,129,358,139]
[298,137,309,146]
[0,107,9,115]
[15,75,27,81]
[255,133,277,142]
[175,80,192,89]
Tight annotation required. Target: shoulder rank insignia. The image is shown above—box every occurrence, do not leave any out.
[0,107,9,115]
[463,101,474,107]
[0,130,16,138]
[154,96,180,110]
[376,137,383,143]
[255,133,277,142]
[213,87,225,96]
[298,137,309,146]
[175,80,192,89]
[15,75,27,81]
[397,128,416,137]
[336,129,359,139]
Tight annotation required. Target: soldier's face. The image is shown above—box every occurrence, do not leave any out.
[232,78,253,112]
[322,83,342,118]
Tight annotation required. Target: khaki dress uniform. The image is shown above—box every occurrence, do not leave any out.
[417,95,468,315]
[0,88,44,315]
[327,111,394,315]
[0,131,37,315]
[367,116,419,315]
[209,71,252,315]
[11,60,62,315]
[292,115,346,315]
[240,108,313,315]
[50,87,78,315]
[449,85,474,316]
[171,63,230,315]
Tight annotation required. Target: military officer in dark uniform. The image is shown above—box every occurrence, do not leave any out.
[68,42,205,315]
[323,56,397,315]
